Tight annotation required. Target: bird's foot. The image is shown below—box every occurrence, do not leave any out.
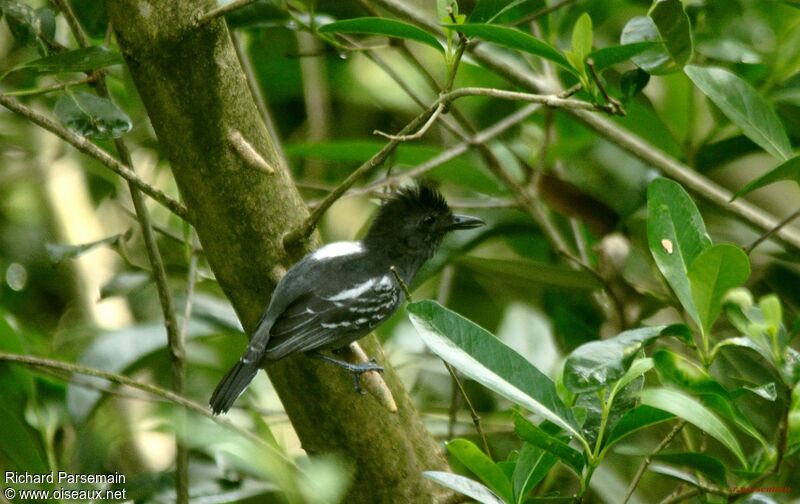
[310,352,384,393]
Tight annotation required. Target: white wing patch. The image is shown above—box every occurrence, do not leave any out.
[324,278,376,301]
[311,241,364,260]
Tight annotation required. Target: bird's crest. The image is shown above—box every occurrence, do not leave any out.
[379,182,450,215]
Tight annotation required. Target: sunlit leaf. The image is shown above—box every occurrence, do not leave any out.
[688,244,750,335]
[685,65,793,160]
[639,388,747,467]
[647,177,712,327]
[407,300,581,439]
[447,439,514,503]
[54,92,132,139]
[621,0,692,75]
[563,324,689,393]
[571,13,593,61]
[423,471,505,504]
[445,23,576,74]
[318,18,444,53]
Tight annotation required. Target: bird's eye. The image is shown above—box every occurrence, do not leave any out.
[422,215,436,226]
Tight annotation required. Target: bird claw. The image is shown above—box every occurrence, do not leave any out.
[310,351,383,393]
[350,359,384,394]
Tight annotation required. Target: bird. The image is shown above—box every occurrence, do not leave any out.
[209,183,485,414]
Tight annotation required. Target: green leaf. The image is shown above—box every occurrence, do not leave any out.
[610,357,654,398]
[653,349,724,395]
[447,439,514,503]
[446,23,576,75]
[685,65,793,161]
[457,256,602,291]
[1,1,55,47]
[15,46,122,74]
[620,0,692,75]
[45,233,125,263]
[563,324,690,393]
[318,18,444,53]
[407,300,581,439]
[513,412,585,475]
[639,388,747,467]
[619,68,650,99]
[688,244,750,335]
[54,92,132,139]
[571,13,593,60]
[647,177,712,327]
[604,405,675,450]
[651,452,727,487]
[653,349,768,447]
[588,42,661,72]
[511,444,556,504]
[733,155,800,199]
[423,471,505,504]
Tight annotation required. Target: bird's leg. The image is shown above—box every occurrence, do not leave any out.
[310,351,384,394]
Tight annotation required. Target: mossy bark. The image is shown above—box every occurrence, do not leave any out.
[105,1,448,501]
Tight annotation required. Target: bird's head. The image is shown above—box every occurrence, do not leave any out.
[364,183,484,258]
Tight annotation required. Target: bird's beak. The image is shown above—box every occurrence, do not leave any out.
[447,214,485,231]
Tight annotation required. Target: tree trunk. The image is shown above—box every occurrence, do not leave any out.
[105,1,449,501]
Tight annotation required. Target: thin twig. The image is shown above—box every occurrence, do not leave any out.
[0,95,190,221]
[371,0,800,252]
[282,102,442,247]
[510,0,578,26]
[622,420,687,504]
[444,361,492,457]
[374,102,445,141]
[0,351,300,470]
[285,85,606,244]
[355,103,542,196]
[3,75,100,97]
[194,0,256,29]
[444,35,467,92]
[52,0,90,47]
[55,7,189,499]
[587,58,624,116]
[745,206,800,254]
[658,488,700,504]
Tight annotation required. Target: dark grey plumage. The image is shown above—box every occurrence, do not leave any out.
[209,184,484,414]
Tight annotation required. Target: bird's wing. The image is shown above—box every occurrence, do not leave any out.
[263,275,400,360]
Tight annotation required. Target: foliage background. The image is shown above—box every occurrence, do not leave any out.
[1,0,799,502]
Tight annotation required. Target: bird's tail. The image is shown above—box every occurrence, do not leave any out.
[209,359,259,415]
